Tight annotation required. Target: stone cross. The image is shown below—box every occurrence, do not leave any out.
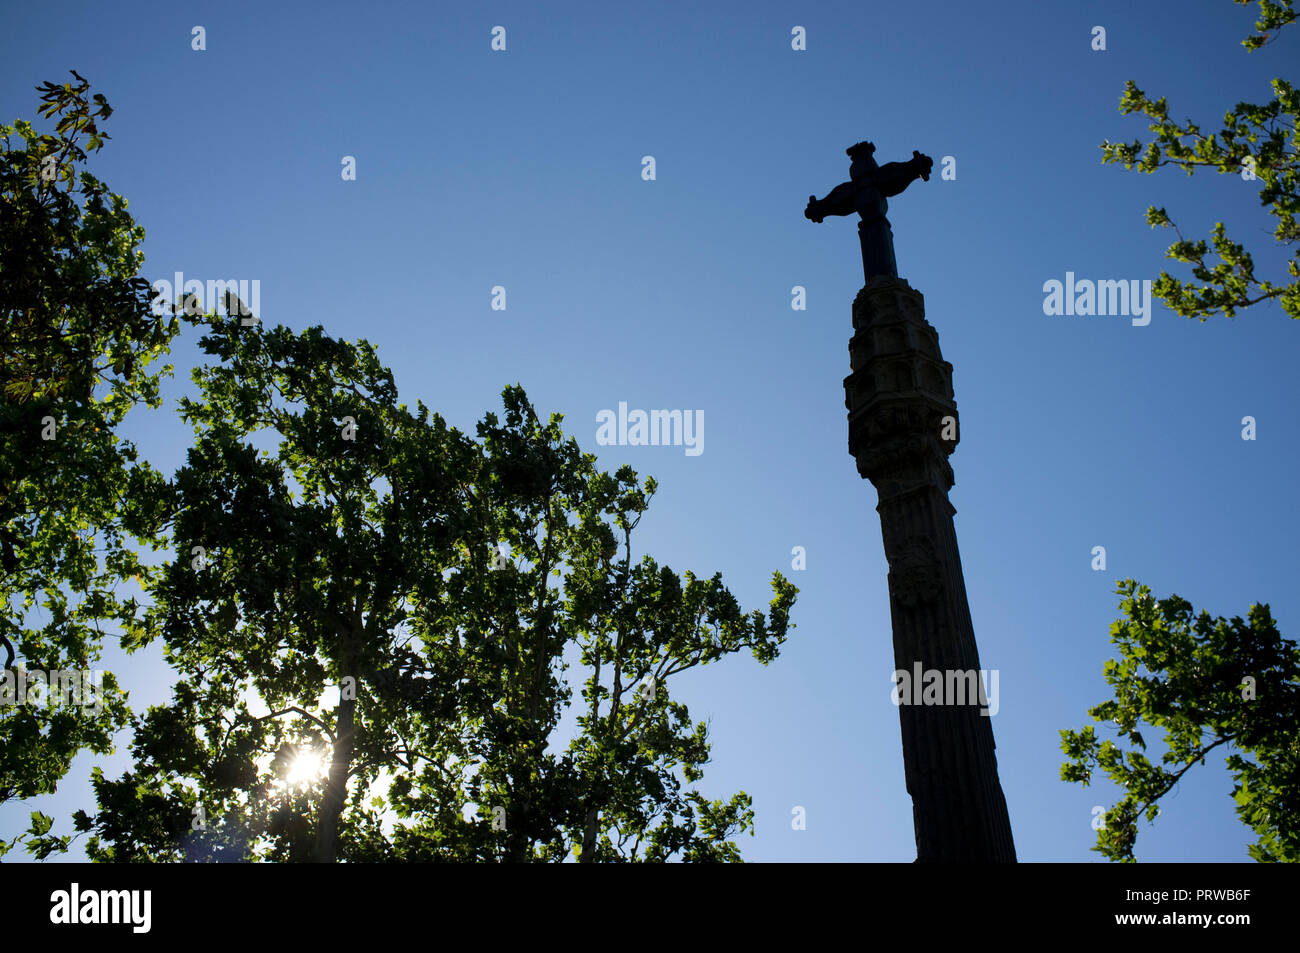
[806,139,1017,861]
[805,141,933,282]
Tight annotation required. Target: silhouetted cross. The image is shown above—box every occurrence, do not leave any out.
[805,141,933,281]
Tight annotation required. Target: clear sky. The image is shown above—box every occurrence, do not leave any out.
[2,0,1295,862]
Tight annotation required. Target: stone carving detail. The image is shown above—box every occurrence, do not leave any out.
[853,431,936,478]
[848,399,954,480]
[886,535,944,607]
[853,279,924,329]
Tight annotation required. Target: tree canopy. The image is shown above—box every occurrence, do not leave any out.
[1061,580,1299,862]
[81,317,797,862]
[1101,0,1299,320]
[1,73,178,857]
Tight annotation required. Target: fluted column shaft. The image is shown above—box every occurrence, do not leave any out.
[845,277,1016,862]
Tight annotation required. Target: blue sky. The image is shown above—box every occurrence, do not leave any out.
[2,0,1296,862]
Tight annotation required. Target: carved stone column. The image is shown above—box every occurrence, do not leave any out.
[844,276,1016,862]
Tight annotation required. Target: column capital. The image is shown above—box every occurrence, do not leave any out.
[844,281,958,488]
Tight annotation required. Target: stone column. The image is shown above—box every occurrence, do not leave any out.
[844,276,1016,862]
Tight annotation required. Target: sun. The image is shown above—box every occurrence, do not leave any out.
[281,747,330,790]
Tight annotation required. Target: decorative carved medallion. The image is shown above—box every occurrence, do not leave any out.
[886,535,943,607]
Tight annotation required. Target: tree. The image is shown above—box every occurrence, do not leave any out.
[0,73,178,857]
[84,317,796,862]
[1101,0,1299,320]
[1060,579,1300,862]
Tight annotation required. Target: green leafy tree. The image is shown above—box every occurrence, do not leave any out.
[1061,580,1300,862]
[83,318,480,862]
[388,397,796,862]
[1101,0,1299,320]
[84,319,796,862]
[0,73,178,857]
